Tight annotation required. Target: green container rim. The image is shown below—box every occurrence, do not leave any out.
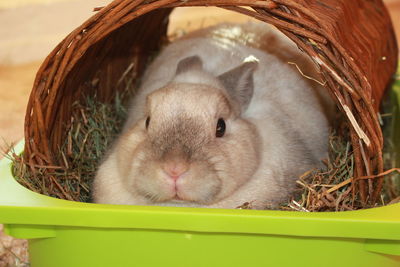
[1,141,400,241]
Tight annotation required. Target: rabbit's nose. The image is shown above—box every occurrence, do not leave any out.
[162,161,189,181]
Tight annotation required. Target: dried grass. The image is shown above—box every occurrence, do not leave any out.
[281,130,356,212]
[10,89,130,202]
[280,68,400,212]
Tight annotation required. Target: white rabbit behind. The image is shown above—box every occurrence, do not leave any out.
[93,23,332,209]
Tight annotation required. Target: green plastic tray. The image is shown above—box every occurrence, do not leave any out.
[0,83,399,267]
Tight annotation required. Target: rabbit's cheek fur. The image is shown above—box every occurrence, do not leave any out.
[118,140,175,202]
[201,119,261,201]
[174,162,222,203]
[130,156,222,203]
[132,160,176,202]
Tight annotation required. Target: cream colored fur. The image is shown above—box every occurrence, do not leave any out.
[93,23,332,209]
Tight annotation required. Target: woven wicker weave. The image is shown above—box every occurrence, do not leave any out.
[24,0,398,204]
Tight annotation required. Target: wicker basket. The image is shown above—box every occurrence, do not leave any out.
[24,0,398,204]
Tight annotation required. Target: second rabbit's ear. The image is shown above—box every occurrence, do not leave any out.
[176,56,203,75]
[218,61,258,112]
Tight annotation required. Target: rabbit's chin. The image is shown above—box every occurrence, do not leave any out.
[132,169,222,205]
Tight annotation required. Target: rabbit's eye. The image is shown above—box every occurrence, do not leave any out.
[216,118,226,137]
[145,117,150,129]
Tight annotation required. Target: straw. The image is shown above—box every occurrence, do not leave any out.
[280,73,400,211]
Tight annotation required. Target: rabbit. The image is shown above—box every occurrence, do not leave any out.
[92,23,332,209]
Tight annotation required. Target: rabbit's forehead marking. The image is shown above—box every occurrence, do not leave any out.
[150,115,205,158]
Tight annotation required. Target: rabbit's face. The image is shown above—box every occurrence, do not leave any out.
[120,83,260,205]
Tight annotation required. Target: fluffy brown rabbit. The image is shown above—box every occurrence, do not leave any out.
[92,23,332,209]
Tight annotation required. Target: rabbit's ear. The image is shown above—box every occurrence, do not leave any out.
[218,60,258,112]
[176,56,203,75]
